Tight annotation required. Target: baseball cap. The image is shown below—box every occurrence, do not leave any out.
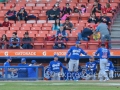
[7,56,12,60]
[54,54,59,58]
[21,58,26,62]
[31,60,37,64]
[76,41,80,44]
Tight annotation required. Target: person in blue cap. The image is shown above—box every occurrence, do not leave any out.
[3,56,16,78]
[49,54,66,80]
[18,58,28,78]
[28,60,42,78]
[64,41,87,81]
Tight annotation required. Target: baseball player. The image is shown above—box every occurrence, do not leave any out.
[49,54,66,80]
[3,56,16,78]
[105,60,114,79]
[95,43,110,81]
[18,58,28,78]
[86,56,97,80]
[64,41,87,81]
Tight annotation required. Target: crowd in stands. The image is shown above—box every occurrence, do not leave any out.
[0,0,119,49]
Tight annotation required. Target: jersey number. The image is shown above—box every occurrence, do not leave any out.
[102,52,107,59]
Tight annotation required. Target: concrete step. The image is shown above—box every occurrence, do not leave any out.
[111,44,120,49]
[111,38,120,41]
[111,35,120,38]
[112,25,120,28]
[111,28,120,31]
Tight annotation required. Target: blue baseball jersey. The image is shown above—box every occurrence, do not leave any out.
[86,62,97,75]
[18,63,28,78]
[28,64,36,78]
[105,60,114,71]
[95,47,110,59]
[4,62,11,74]
[66,46,87,60]
[49,60,65,73]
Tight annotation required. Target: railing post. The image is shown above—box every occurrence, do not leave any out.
[36,67,38,80]
[42,66,44,80]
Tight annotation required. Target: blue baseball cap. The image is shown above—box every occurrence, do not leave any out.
[21,58,26,62]
[7,56,12,60]
[54,54,59,58]
[76,41,80,44]
[31,60,37,64]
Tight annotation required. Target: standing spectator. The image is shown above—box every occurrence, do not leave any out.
[17,7,28,21]
[6,6,17,21]
[93,31,101,41]
[2,18,12,27]
[46,5,60,20]
[96,19,111,49]
[18,58,28,78]
[78,25,93,41]
[22,32,33,49]
[63,18,74,31]
[61,3,72,17]
[53,34,66,49]
[88,14,99,24]
[9,32,20,49]
[91,1,101,14]
[52,18,62,31]
[99,13,111,25]
[56,26,68,40]
[0,34,8,49]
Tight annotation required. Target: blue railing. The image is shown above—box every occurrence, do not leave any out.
[0,66,44,80]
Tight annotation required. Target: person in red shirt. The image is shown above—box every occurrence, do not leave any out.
[0,34,8,49]
[2,18,12,27]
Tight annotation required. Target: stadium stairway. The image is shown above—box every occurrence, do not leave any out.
[111,14,120,49]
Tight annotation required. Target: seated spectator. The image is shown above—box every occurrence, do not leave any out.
[93,31,100,41]
[21,32,33,49]
[17,7,28,21]
[78,25,93,41]
[0,34,8,49]
[52,18,62,31]
[9,32,20,49]
[6,6,17,21]
[63,18,74,31]
[88,14,99,24]
[2,18,12,27]
[80,5,86,14]
[96,19,111,49]
[99,13,111,25]
[53,34,66,49]
[61,11,70,20]
[61,3,72,17]
[46,5,60,20]
[56,26,68,41]
[73,7,80,13]
[91,1,101,14]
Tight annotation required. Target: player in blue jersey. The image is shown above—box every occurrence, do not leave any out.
[95,43,110,81]
[64,41,87,81]
[105,60,114,79]
[3,56,16,78]
[86,56,97,80]
[28,60,42,78]
[49,54,66,80]
[18,58,28,78]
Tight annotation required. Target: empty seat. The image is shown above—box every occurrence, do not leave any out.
[37,20,46,23]
[43,23,53,27]
[70,13,79,20]
[10,27,19,31]
[33,23,42,27]
[39,31,48,35]
[33,7,42,10]
[24,6,32,11]
[31,27,41,31]
[30,10,40,14]
[16,21,25,24]
[36,33,46,41]
[20,27,30,30]
[6,31,15,38]
[42,27,52,31]
[27,20,36,24]
[49,31,56,36]
[38,14,47,20]
[22,24,32,27]
[0,31,5,35]
[81,13,90,20]
[36,3,45,7]
[88,43,99,49]
[26,3,35,7]
[0,27,9,31]
[17,31,26,37]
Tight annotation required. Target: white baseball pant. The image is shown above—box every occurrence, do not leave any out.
[51,72,60,80]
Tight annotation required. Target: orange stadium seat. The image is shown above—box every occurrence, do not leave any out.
[2,6,11,10]
[66,42,75,48]
[7,0,16,3]
[79,20,88,24]
[31,27,41,31]
[70,20,78,24]
[79,0,88,3]
[24,6,32,11]
[26,3,35,7]
[70,13,79,21]
[100,0,109,2]
[46,3,55,7]
[28,33,35,38]
[16,0,26,4]
[33,23,42,27]
[16,21,26,24]
[17,31,26,37]
[43,6,53,10]
[41,10,47,14]
[16,4,25,7]
[42,27,52,31]
[33,42,44,49]
[88,43,99,49]
[39,31,48,35]
[0,31,5,35]
[43,23,53,27]
[37,20,46,23]
[14,7,21,11]
[45,42,54,49]
[0,3,4,8]
[81,13,90,20]
[33,7,42,10]
[10,27,19,31]
[5,3,15,7]
[27,20,36,24]
[76,3,87,8]
[20,27,30,31]
[38,0,50,3]
[69,0,78,3]
[6,31,15,38]
[0,27,9,31]
[49,31,56,36]
[36,3,46,7]
[48,20,55,23]
[26,0,37,3]
[68,31,78,41]
[22,24,32,27]
[36,33,46,41]
[110,0,120,3]
[38,14,47,20]
[75,23,85,27]
[30,10,40,14]
[29,31,38,35]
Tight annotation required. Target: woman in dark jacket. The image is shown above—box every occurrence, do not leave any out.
[17,7,28,21]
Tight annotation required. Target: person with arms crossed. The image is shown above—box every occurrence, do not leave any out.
[64,41,87,81]
[95,43,110,81]
[49,54,66,80]
[86,56,97,80]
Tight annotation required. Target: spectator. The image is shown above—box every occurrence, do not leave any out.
[53,34,66,49]
[56,26,68,40]
[18,58,28,78]
[21,32,33,49]
[0,34,8,49]
[88,14,99,24]
[46,5,60,20]
[2,18,12,27]
[91,1,101,14]
[78,25,93,41]
[63,18,74,31]
[61,11,70,20]
[73,7,80,13]
[6,6,17,21]
[93,31,101,41]
[52,18,62,31]
[99,13,111,25]
[80,5,86,14]
[9,32,20,49]
[96,19,111,49]
[17,7,28,21]
[61,3,72,17]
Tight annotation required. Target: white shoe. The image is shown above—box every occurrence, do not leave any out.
[104,78,109,82]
